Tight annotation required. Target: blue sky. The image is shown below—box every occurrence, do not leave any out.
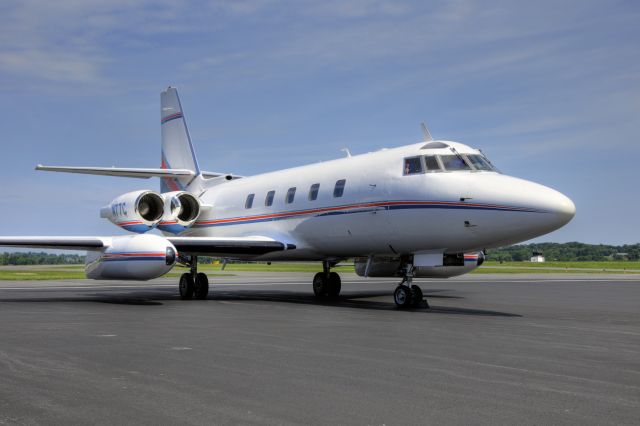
[0,0,638,245]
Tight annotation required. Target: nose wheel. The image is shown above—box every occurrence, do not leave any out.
[394,263,428,309]
[179,256,210,300]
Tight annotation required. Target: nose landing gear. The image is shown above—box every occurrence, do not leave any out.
[394,263,428,309]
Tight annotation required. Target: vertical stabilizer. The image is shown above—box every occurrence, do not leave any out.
[160,87,200,193]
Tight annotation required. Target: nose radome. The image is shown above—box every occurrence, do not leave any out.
[554,192,576,224]
[534,185,576,231]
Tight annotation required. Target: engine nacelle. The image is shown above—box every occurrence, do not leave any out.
[100,190,165,233]
[157,191,201,234]
[354,252,485,278]
[85,234,177,280]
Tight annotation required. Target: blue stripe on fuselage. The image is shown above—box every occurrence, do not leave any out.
[193,201,546,228]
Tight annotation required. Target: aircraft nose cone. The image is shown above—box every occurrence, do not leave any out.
[553,192,576,226]
[529,184,576,232]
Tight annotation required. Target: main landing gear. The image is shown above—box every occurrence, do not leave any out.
[179,255,209,300]
[313,261,341,298]
[394,263,428,309]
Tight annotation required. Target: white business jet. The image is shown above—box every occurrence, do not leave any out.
[0,87,575,308]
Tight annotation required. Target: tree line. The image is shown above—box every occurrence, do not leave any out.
[485,242,640,262]
[0,252,85,265]
[1,242,639,265]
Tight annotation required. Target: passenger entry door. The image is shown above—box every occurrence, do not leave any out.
[342,162,394,254]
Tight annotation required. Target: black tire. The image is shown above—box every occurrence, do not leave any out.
[394,285,412,308]
[194,272,209,300]
[179,273,194,300]
[327,272,341,297]
[313,272,327,297]
[410,285,423,308]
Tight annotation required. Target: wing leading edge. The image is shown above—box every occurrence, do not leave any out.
[0,237,105,250]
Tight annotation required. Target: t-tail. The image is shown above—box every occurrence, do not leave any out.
[160,87,201,193]
[33,87,237,191]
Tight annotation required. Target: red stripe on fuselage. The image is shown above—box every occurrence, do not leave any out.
[195,200,540,226]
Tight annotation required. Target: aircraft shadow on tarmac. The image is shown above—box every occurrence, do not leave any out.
[0,288,521,317]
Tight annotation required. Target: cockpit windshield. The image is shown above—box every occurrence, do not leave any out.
[466,154,494,171]
[401,152,497,175]
[439,155,471,171]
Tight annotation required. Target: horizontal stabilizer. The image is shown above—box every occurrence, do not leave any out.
[35,165,241,181]
[36,165,195,179]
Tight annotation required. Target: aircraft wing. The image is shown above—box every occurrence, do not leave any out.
[166,237,296,256]
[0,236,294,257]
[0,237,105,250]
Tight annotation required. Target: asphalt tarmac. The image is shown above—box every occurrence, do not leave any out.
[0,273,638,425]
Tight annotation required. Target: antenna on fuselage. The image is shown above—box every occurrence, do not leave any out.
[341,148,352,158]
[421,122,433,142]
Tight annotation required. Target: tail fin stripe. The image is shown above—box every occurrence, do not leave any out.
[161,112,183,124]
[160,152,186,192]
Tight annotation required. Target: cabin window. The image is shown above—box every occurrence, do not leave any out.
[439,155,471,171]
[285,187,296,204]
[265,190,275,206]
[403,156,423,175]
[308,183,320,201]
[245,193,255,209]
[333,179,346,198]
[466,154,494,171]
[424,155,441,171]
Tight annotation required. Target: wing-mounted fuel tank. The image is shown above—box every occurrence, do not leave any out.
[354,252,485,278]
[414,252,485,278]
[157,191,201,234]
[85,234,176,280]
[100,190,165,233]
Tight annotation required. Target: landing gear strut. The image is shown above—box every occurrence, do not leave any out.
[179,255,209,300]
[394,263,428,309]
[313,260,341,298]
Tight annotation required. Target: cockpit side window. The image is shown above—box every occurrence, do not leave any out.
[440,155,472,171]
[403,156,423,175]
[466,154,494,171]
[424,155,441,171]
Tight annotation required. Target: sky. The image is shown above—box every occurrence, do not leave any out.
[0,0,638,245]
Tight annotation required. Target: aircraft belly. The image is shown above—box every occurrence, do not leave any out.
[387,208,545,253]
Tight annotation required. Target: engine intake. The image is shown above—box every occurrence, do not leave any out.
[100,190,165,233]
[157,191,202,234]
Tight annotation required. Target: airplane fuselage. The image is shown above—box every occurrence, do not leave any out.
[179,141,575,261]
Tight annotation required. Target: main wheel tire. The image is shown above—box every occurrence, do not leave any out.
[179,273,195,300]
[313,272,328,297]
[394,285,412,308]
[194,272,209,300]
[410,285,423,308]
[327,272,341,297]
